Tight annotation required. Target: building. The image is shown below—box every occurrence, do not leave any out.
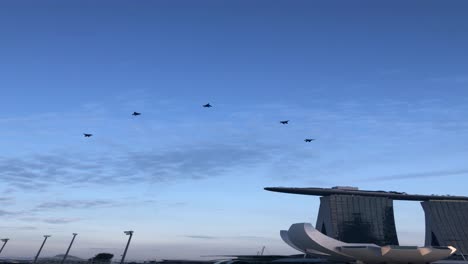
[316,194,398,246]
[280,222,456,264]
[265,186,468,257]
[422,201,468,256]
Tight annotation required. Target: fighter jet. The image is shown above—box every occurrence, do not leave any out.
[132,112,141,116]
[83,133,93,137]
[304,139,315,142]
[203,103,212,108]
[280,120,289,124]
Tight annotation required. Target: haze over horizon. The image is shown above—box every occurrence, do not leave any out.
[1,0,468,260]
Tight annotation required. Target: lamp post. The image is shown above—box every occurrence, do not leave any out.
[34,235,51,264]
[0,239,9,256]
[120,231,134,264]
[60,233,77,264]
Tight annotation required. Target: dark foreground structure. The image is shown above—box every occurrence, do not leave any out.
[265,186,468,257]
[422,201,468,256]
[316,194,398,246]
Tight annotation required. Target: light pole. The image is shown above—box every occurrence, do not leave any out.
[120,231,134,264]
[34,235,51,264]
[0,239,9,256]
[60,233,77,264]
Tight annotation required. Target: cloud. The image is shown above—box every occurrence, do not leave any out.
[428,75,468,84]
[35,200,118,211]
[0,197,14,204]
[0,144,269,191]
[364,169,468,182]
[185,235,271,240]
[0,209,21,216]
[88,247,120,251]
[0,225,37,230]
[33,198,169,211]
[165,201,188,207]
[42,217,81,224]
[19,216,81,224]
[19,217,40,222]
[2,98,468,192]
[185,235,218,240]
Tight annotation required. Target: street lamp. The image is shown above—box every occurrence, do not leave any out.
[0,238,10,255]
[120,231,134,264]
[60,233,77,264]
[34,235,51,264]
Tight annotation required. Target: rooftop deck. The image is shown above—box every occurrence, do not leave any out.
[264,187,468,201]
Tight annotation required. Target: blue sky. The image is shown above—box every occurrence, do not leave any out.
[1,0,468,261]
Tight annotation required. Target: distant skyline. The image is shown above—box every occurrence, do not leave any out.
[1,0,468,261]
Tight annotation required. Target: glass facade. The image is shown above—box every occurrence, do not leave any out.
[422,201,468,255]
[316,195,399,246]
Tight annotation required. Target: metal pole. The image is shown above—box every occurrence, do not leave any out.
[120,231,134,264]
[450,239,465,261]
[60,233,77,264]
[34,235,51,264]
[0,239,9,255]
[457,246,467,262]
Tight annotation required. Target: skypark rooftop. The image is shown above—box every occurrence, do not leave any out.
[264,186,468,201]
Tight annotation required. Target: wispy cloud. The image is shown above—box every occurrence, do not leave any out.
[42,217,81,224]
[428,75,468,84]
[33,198,166,211]
[0,209,21,216]
[88,247,120,251]
[35,200,118,211]
[185,235,270,240]
[0,225,37,230]
[19,215,81,224]
[0,197,14,204]
[185,235,218,240]
[363,169,468,182]
[0,144,270,191]
[2,99,468,191]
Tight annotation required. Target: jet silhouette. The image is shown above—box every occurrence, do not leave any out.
[280,120,289,124]
[132,112,141,116]
[203,103,212,108]
[83,133,93,137]
[304,139,315,142]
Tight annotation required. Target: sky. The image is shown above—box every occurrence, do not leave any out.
[1,0,468,261]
